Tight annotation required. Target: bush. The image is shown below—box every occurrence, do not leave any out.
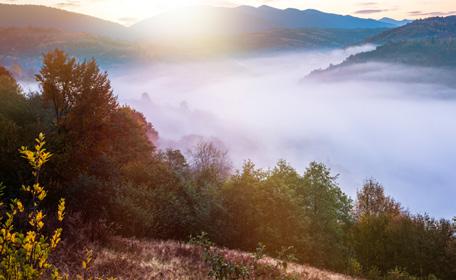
[386,267,418,280]
[0,133,65,279]
[190,232,250,280]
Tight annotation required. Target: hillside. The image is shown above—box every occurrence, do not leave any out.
[139,28,387,57]
[368,16,456,44]
[343,38,456,67]
[233,28,387,50]
[53,237,357,280]
[0,26,385,80]
[345,16,456,67]
[0,27,145,79]
[309,16,456,72]
[0,4,129,39]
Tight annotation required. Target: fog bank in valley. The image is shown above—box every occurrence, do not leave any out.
[109,45,456,218]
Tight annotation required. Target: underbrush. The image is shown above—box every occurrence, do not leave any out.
[52,236,356,280]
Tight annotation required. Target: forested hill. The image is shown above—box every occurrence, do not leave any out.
[368,16,456,44]
[343,38,456,68]
[348,16,456,67]
[311,16,456,71]
[0,27,146,80]
[0,27,386,81]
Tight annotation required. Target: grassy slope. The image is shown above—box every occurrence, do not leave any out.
[54,237,357,280]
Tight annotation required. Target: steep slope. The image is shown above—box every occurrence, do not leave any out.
[0,4,129,39]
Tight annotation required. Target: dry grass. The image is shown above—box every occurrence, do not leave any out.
[53,236,359,280]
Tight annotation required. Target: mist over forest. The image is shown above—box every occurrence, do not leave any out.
[96,45,456,219]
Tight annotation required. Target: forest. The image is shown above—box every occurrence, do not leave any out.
[0,50,455,279]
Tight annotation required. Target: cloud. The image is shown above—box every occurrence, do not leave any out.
[117,16,139,25]
[55,0,81,8]
[354,9,388,14]
[358,2,378,6]
[409,10,456,17]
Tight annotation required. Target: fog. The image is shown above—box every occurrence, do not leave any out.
[107,45,456,218]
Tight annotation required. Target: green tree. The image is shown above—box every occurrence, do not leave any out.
[297,162,353,269]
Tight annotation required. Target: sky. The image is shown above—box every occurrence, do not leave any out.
[2,0,456,25]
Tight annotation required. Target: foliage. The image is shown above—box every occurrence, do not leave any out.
[190,232,250,280]
[0,133,65,279]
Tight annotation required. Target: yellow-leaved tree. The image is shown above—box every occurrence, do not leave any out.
[0,133,65,279]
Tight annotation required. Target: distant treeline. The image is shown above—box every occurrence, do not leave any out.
[0,50,455,279]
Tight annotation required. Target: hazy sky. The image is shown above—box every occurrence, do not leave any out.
[2,0,456,25]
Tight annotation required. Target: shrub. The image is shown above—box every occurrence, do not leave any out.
[386,267,418,280]
[190,232,249,280]
[0,133,65,279]
[347,258,363,277]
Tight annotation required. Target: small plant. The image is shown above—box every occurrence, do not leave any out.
[0,133,113,280]
[0,133,65,279]
[347,258,363,277]
[366,266,382,280]
[386,267,418,280]
[254,242,266,262]
[190,232,249,280]
[276,246,297,271]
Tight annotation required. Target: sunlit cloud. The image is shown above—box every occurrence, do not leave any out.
[355,9,388,14]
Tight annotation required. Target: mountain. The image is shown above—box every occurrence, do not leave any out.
[0,4,129,39]
[308,16,456,72]
[132,5,394,38]
[379,17,412,27]
[348,16,456,67]
[0,4,393,43]
[369,16,456,44]
[244,5,394,29]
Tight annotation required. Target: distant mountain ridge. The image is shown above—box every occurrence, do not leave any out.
[379,17,412,27]
[132,5,395,38]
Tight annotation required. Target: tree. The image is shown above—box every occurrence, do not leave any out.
[355,179,401,219]
[190,141,232,188]
[297,162,353,269]
[0,65,47,195]
[35,49,78,126]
